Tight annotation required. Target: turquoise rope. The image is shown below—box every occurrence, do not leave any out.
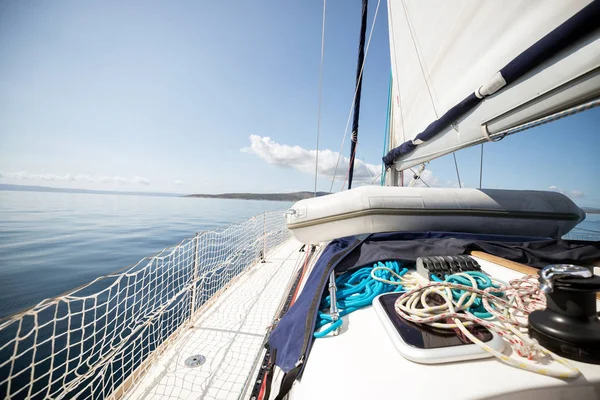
[314,260,406,337]
[381,72,393,186]
[430,271,503,318]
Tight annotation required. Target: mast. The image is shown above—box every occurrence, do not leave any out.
[347,0,368,190]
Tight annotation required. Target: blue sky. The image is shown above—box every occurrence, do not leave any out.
[0,1,598,206]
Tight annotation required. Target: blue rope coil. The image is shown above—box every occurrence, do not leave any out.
[314,261,406,338]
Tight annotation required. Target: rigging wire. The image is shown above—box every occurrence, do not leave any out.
[329,0,381,192]
[453,152,462,188]
[381,72,393,186]
[314,0,327,197]
[342,152,373,192]
[409,167,430,188]
[368,171,384,185]
[363,156,374,181]
[479,143,484,189]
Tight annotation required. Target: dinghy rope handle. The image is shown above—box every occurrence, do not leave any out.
[394,272,580,379]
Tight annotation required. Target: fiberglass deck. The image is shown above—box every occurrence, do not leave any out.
[291,257,600,400]
[123,237,303,400]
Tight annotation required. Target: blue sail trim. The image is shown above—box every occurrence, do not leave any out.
[382,0,600,169]
[500,0,600,84]
[384,93,480,165]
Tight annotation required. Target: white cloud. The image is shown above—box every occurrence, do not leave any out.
[133,176,150,185]
[549,185,584,199]
[570,190,585,198]
[242,135,380,182]
[10,171,35,180]
[402,167,440,188]
[0,171,152,185]
[241,135,445,188]
[74,174,95,183]
[173,179,185,185]
[41,174,59,181]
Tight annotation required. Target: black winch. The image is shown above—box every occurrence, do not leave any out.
[528,264,600,365]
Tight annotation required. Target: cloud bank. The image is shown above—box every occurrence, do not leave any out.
[242,135,442,188]
[0,172,151,185]
[242,135,380,183]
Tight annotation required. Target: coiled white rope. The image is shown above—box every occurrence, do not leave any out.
[394,273,581,379]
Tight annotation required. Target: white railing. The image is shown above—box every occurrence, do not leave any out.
[0,211,291,400]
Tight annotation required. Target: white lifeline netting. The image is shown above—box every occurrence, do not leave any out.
[0,211,291,400]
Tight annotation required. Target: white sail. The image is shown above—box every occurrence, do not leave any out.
[387,0,600,171]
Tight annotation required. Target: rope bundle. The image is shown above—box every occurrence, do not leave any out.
[315,261,411,338]
[394,271,580,378]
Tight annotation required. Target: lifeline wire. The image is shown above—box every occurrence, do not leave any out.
[394,272,580,379]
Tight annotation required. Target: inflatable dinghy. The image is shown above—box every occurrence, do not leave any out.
[286,187,585,244]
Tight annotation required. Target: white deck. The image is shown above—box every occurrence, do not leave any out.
[291,257,600,400]
[123,238,303,400]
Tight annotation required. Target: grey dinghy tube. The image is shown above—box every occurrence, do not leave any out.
[286,187,585,245]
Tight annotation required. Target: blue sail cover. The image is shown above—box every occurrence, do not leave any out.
[383,0,600,169]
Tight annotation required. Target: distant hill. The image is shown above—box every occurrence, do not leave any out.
[0,184,182,197]
[185,191,330,202]
[583,207,600,214]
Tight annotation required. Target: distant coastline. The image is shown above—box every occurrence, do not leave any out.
[184,191,330,202]
[0,184,182,198]
[0,184,327,202]
[1,184,599,211]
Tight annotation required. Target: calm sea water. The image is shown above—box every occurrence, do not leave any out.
[0,190,599,320]
[0,190,292,319]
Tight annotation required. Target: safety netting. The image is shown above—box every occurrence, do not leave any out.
[0,211,291,400]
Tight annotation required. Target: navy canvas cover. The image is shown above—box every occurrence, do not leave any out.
[268,235,366,374]
[269,231,600,377]
[338,231,600,271]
